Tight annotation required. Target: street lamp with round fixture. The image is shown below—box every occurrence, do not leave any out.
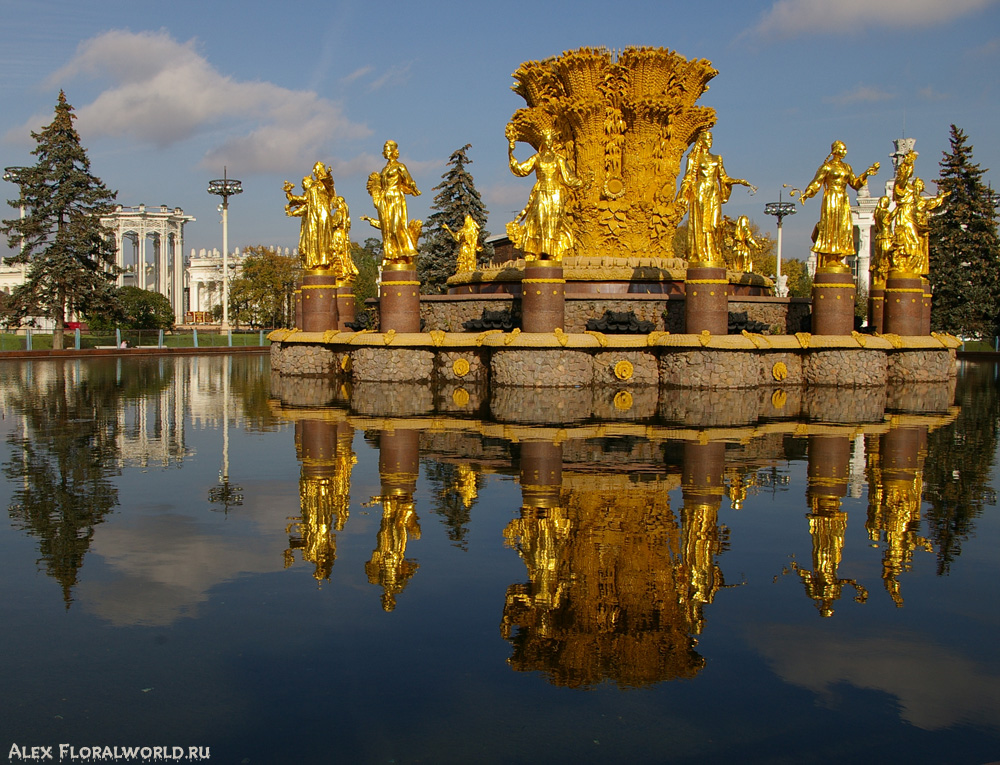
[207,169,242,331]
[765,188,798,297]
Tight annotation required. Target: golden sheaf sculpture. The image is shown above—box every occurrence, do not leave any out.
[505,47,719,262]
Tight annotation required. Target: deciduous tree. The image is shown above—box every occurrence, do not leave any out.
[229,246,301,328]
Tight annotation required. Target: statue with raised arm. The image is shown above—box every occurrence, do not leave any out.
[506,126,583,262]
[284,162,343,271]
[675,130,756,266]
[911,178,948,276]
[799,141,879,271]
[360,140,422,268]
[444,215,482,273]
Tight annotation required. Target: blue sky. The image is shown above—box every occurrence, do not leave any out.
[2,0,998,261]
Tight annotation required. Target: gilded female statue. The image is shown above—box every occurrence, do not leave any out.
[799,141,879,271]
[896,178,947,276]
[871,196,892,287]
[730,215,760,273]
[675,130,755,266]
[361,140,422,267]
[284,162,338,271]
[443,215,482,273]
[506,127,583,261]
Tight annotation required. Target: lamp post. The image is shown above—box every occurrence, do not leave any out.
[3,166,28,256]
[765,188,798,297]
[207,169,242,331]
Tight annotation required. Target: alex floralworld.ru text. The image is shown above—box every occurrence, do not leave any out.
[8,744,210,761]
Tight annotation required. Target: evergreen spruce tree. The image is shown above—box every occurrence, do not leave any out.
[928,125,1000,339]
[1,91,119,348]
[418,144,493,294]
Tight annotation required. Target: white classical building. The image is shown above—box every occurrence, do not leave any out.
[101,204,196,324]
[187,246,298,322]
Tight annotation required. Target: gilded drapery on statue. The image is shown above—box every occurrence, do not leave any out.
[674,130,754,266]
[871,196,893,287]
[799,141,878,271]
[506,128,583,261]
[728,215,760,273]
[889,151,947,276]
[361,140,422,268]
[283,162,356,281]
[445,215,482,273]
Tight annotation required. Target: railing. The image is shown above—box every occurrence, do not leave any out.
[0,328,275,351]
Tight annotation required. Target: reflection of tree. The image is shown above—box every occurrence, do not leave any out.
[2,361,124,605]
[922,363,999,574]
[423,461,483,549]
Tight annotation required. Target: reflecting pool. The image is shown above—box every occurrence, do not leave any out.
[1,355,998,764]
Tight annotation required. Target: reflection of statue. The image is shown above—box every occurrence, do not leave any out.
[365,495,421,612]
[444,215,482,273]
[675,131,755,265]
[284,162,351,273]
[799,141,879,271]
[361,140,422,268]
[789,497,868,617]
[506,128,583,262]
[871,196,892,287]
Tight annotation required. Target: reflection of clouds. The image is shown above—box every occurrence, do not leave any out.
[80,497,291,627]
[749,624,1000,730]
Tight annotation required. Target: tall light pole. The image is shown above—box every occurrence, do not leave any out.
[765,187,798,297]
[3,166,28,256]
[207,169,242,331]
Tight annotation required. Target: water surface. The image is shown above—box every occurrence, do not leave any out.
[1,356,998,764]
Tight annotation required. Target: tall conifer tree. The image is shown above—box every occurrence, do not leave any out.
[2,91,119,348]
[928,125,1000,339]
[418,144,492,294]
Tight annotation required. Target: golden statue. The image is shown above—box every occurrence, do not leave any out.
[506,127,583,261]
[284,162,352,276]
[912,178,947,276]
[871,196,893,287]
[505,47,718,260]
[361,140,422,268]
[727,214,761,273]
[675,130,755,266]
[798,141,879,272]
[444,215,482,273]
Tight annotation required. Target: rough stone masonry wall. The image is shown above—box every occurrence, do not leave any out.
[419,295,799,334]
[271,342,339,376]
[887,349,957,382]
[803,349,887,387]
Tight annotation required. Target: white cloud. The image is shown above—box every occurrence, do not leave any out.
[340,65,374,85]
[369,63,412,91]
[918,85,950,101]
[749,624,1000,730]
[25,29,370,174]
[750,0,998,39]
[824,84,896,105]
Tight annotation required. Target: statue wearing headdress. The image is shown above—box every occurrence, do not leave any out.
[675,130,755,266]
[506,126,583,262]
[361,140,423,268]
[444,215,483,273]
[799,141,879,271]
